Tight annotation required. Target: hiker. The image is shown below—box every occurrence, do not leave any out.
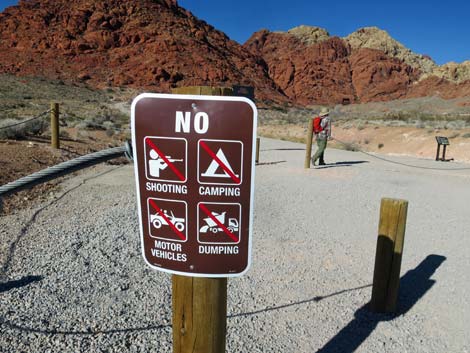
[311,107,332,166]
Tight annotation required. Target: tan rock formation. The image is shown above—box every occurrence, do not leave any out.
[344,27,436,74]
[428,61,470,83]
[285,25,330,45]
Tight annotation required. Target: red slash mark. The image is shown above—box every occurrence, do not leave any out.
[146,138,185,182]
[199,141,241,184]
[149,199,186,241]
[199,203,239,242]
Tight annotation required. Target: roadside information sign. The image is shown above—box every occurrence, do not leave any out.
[132,93,257,277]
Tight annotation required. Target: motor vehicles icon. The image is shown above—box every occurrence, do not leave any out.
[150,210,185,232]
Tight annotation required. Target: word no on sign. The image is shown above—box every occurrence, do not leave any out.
[131,93,257,277]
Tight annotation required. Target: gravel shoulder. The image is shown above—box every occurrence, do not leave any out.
[1,138,469,352]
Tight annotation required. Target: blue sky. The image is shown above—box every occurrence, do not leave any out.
[1,0,469,65]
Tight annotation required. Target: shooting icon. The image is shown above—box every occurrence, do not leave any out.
[144,136,187,182]
[148,198,188,242]
[198,202,241,244]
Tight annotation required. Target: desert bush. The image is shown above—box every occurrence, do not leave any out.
[415,120,426,129]
[105,128,115,137]
[336,141,359,152]
[445,120,466,130]
[461,132,470,138]
[59,129,71,139]
[378,143,384,149]
[0,118,48,140]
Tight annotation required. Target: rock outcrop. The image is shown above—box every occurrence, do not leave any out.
[244,28,419,104]
[284,25,330,45]
[427,61,470,83]
[245,26,470,104]
[344,27,437,74]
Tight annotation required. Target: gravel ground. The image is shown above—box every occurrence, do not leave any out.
[1,137,470,352]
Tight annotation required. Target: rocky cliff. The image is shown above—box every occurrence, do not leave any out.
[245,26,470,104]
[244,29,419,104]
[0,0,286,102]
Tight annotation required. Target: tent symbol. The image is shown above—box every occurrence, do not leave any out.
[201,148,239,178]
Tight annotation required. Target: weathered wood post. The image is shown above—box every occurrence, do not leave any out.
[304,118,314,169]
[256,137,260,164]
[370,198,408,313]
[171,86,230,353]
[172,275,227,353]
[50,102,60,149]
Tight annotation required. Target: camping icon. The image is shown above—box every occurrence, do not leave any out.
[198,139,243,185]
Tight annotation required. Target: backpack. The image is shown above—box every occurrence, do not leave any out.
[313,116,323,134]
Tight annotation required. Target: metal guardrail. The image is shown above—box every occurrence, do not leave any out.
[0,141,133,200]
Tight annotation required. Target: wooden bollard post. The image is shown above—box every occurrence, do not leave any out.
[256,137,260,164]
[304,118,314,169]
[171,86,229,353]
[50,102,60,149]
[370,198,408,313]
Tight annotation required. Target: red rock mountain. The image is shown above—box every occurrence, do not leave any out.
[0,1,469,105]
[244,29,418,104]
[244,28,470,104]
[0,0,286,102]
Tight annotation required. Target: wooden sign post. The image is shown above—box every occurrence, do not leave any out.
[170,86,231,353]
[172,275,227,353]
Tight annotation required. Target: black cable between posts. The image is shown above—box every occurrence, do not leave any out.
[0,110,51,131]
[332,137,470,171]
[0,142,133,199]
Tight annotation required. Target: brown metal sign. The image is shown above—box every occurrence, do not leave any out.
[131,93,257,277]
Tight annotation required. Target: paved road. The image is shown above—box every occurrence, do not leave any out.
[1,138,469,352]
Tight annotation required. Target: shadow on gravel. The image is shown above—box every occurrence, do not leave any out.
[256,160,287,166]
[261,148,306,151]
[314,161,369,169]
[316,254,446,353]
[229,284,372,318]
[0,275,43,293]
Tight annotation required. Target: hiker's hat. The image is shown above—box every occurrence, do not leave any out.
[319,107,330,117]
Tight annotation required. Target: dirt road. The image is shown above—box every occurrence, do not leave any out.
[1,138,469,352]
